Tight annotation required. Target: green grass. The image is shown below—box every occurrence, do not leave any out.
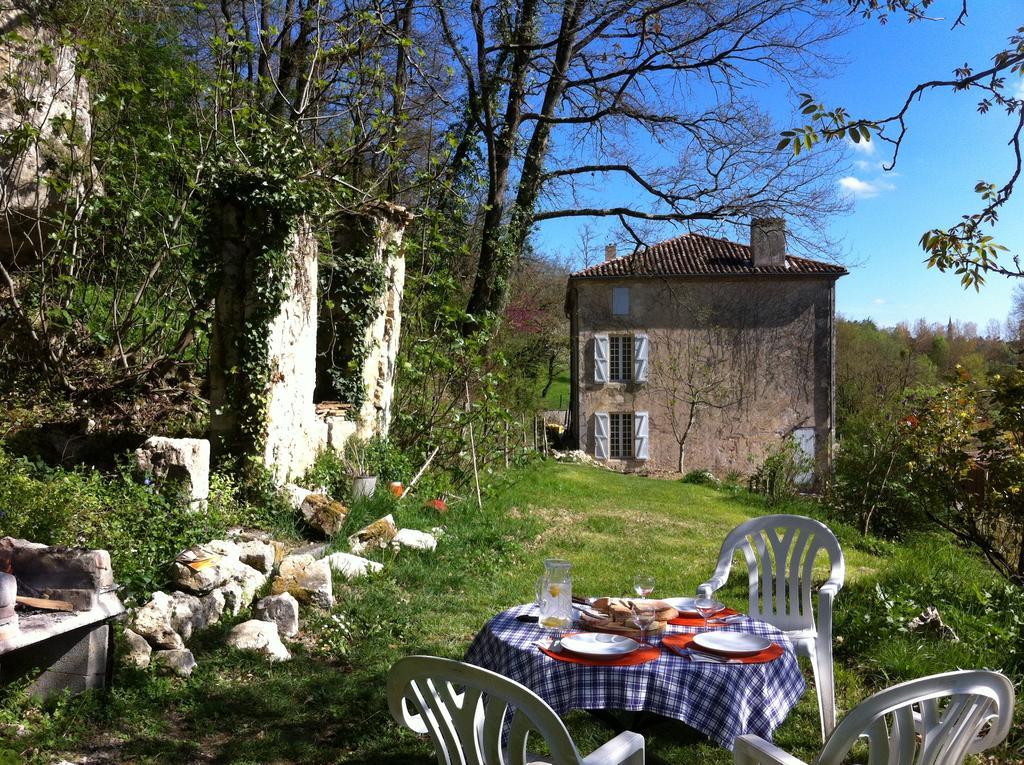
[539,370,570,411]
[4,461,1021,764]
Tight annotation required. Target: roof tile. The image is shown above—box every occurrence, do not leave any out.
[570,233,847,278]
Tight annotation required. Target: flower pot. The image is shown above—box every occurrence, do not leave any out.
[352,476,378,499]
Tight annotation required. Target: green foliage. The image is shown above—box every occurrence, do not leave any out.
[0,444,284,604]
[749,437,813,506]
[681,469,718,485]
[317,226,389,410]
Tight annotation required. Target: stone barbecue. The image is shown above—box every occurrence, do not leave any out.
[0,537,125,698]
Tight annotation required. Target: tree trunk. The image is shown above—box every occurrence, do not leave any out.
[678,444,686,474]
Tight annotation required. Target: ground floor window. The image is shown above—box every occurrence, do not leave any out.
[610,412,633,459]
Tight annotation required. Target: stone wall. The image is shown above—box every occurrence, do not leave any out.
[210,206,410,484]
[568,276,837,479]
[0,4,94,265]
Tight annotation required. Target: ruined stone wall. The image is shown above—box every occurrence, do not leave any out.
[1,5,94,265]
[569,276,836,478]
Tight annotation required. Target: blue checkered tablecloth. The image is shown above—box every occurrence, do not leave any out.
[464,604,806,750]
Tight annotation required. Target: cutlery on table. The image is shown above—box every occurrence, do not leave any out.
[680,648,741,664]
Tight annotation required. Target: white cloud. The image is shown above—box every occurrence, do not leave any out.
[873,298,887,305]
[838,175,895,198]
[1014,77,1024,100]
[847,137,876,155]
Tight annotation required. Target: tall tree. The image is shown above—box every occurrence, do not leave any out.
[434,0,850,321]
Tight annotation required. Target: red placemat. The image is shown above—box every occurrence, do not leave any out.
[661,633,783,664]
[539,637,662,666]
[668,607,740,627]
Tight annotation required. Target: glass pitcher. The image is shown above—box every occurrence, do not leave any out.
[537,559,573,628]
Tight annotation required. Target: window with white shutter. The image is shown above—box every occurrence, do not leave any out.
[609,335,633,382]
[593,334,609,384]
[594,412,610,460]
[633,334,648,383]
[609,413,633,458]
[634,411,649,460]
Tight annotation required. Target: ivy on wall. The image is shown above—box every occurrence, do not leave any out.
[316,216,391,412]
[203,123,327,466]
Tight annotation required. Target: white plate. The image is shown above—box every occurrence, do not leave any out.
[691,632,771,657]
[559,633,642,657]
[662,597,725,616]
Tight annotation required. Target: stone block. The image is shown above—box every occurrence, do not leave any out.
[153,648,196,677]
[135,437,210,509]
[271,555,333,609]
[323,552,383,580]
[131,592,184,650]
[239,541,276,575]
[254,593,299,638]
[226,620,291,662]
[394,528,437,552]
[299,494,348,537]
[348,514,398,555]
[122,629,151,669]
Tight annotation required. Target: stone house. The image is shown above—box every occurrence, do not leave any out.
[564,220,847,480]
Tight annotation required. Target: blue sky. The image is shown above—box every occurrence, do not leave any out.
[536,3,1023,332]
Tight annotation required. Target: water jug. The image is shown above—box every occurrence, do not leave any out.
[538,559,573,628]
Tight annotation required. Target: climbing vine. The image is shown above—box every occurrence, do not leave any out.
[317,218,391,411]
[203,122,329,466]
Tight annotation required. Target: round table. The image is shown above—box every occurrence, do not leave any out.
[463,604,806,750]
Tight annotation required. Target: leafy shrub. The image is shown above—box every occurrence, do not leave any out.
[681,469,717,485]
[0,444,285,604]
[749,437,812,506]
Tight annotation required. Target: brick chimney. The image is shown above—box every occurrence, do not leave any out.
[604,243,617,262]
[750,218,787,268]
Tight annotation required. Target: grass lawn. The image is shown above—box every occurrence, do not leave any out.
[539,371,571,411]
[5,461,1021,764]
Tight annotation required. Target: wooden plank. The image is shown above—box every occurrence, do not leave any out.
[15,595,75,612]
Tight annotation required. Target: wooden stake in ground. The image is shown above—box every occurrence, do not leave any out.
[504,421,510,468]
[465,382,482,510]
[400,446,440,500]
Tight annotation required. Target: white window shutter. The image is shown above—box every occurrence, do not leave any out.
[593,334,609,384]
[634,411,649,460]
[633,333,649,383]
[594,412,610,460]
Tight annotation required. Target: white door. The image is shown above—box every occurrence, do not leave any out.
[793,427,815,485]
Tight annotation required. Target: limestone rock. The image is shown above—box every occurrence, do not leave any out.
[281,483,313,511]
[218,582,246,617]
[271,554,333,609]
[130,592,184,650]
[394,528,437,552]
[122,628,152,669]
[199,589,226,627]
[168,591,204,642]
[172,540,242,594]
[134,437,211,509]
[290,542,328,559]
[254,593,299,638]
[231,562,269,607]
[226,620,291,662]
[239,541,276,575]
[323,552,383,580]
[348,514,398,555]
[300,494,348,537]
[153,648,196,677]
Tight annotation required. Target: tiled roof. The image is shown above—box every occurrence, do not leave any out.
[570,233,847,279]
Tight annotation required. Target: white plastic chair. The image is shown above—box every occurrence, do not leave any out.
[387,655,645,765]
[698,514,845,739]
[733,669,1015,765]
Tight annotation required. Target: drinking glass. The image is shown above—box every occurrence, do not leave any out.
[694,597,720,631]
[631,601,656,644]
[633,574,655,598]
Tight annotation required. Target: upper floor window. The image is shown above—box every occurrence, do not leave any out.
[609,335,633,382]
[612,287,630,315]
[594,333,648,384]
